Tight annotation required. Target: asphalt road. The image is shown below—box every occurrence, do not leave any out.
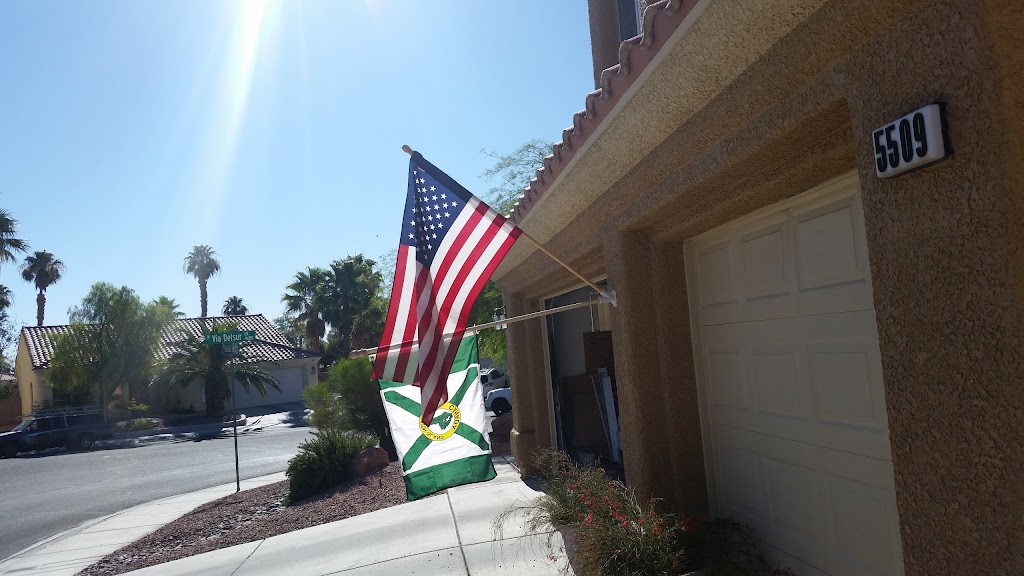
[0,426,313,561]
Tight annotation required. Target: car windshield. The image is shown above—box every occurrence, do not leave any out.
[12,420,32,432]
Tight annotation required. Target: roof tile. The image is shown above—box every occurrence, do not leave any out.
[20,314,318,370]
[508,0,697,224]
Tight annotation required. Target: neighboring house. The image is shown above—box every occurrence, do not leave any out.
[494,2,1022,576]
[14,314,320,416]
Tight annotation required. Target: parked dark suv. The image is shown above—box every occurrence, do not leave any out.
[0,409,112,458]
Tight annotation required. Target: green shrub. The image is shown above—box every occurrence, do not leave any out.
[302,358,397,461]
[302,382,346,430]
[0,382,14,400]
[286,429,378,503]
[127,418,157,431]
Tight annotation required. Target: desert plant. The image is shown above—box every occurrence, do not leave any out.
[496,450,794,576]
[285,429,378,503]
[127,417,157,432]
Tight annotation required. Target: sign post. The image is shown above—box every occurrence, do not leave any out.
[204,330,256,492]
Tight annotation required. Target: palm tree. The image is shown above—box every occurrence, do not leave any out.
[153,296,185,318]
[0,285,11,314]
[282,267,328,355]
[321,255,383,358]
[183,245,221,318]
[222,296,248,316]
[20,250,65,326]
[155,321,280,417]
[0,208,28,274]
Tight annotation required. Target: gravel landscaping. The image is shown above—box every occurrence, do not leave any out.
[78,412,515,576]
[78,463,410,576]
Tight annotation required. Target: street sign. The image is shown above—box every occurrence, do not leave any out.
[223,343,240,356]
[204,330,257,345]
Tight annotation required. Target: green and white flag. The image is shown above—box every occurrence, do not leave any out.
[378,335,496,499]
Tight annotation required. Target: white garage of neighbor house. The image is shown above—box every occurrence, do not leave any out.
[15,314,319,416]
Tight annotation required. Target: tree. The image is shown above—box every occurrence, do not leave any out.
[47,283,168,406]
[20,250,65,326]
[480,139,551,216]
[273,312,305,348]
[183,245,221,318]
[222,296,248,316]
[0,208,28,274]
[0,285,15,373]
[282,267,328,355]
[155,320,280,417]
[468,281,507,366]
[153,296,185,319]
[320,255,383,361]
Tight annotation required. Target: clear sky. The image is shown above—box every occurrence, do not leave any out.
[0,0,594,334]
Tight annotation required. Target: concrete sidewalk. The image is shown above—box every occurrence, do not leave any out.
[0,458,571,576]
[0,473,287,576]
[119,460,570,576]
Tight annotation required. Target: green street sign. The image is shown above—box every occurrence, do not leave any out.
[205,330,257,345]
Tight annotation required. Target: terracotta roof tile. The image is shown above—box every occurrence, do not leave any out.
[20,314,318,370]
[508,0,697,225]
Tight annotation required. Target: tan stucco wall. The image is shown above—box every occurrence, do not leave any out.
[495,0,1024,573]
[14,336,49,417]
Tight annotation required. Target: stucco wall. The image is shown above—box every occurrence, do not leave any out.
[495,0,1024,573]
[14,337,48,417]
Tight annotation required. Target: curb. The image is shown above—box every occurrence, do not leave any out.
[0,470,288,565]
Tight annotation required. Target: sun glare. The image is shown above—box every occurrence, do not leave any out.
[191,0,277,236]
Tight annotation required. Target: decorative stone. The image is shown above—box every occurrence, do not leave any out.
[349,446,389,478]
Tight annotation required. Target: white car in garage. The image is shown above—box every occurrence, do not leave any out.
[479,368,508,395]
[484,387,511,415]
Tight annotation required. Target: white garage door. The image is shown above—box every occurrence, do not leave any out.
[685,174,904,576]
[233,366,306,409]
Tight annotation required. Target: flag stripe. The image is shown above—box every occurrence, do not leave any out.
[416,206,498,410]
[375,245,413,380]
[374,153,521,427]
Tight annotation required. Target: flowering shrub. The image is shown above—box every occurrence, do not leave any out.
[497,450,794,576]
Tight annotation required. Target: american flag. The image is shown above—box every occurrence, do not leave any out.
[373,152,522,425]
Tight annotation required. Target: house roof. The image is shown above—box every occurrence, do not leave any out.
[507,0,695,225]
[20,314,318,370]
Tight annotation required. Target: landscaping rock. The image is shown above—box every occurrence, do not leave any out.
[349,446,389,477]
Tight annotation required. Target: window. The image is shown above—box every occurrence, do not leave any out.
[481,375,490,384]
[617,0,646,41]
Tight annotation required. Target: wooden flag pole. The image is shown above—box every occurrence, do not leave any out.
[349,295,612,359]
[401,144,612,300]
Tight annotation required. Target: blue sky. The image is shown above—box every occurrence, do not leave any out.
[0,1,594,334]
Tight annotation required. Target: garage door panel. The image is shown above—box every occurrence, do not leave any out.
[714,425,828,570]
[821,450,903,576]
[233,366,305,409]
[689,176,903,576]
[793,196,862,291]
[741,216,789,301]
[706,349,747,411]
[703,312,891,460]
[716,437,767,521]
[714,425,902,576]
[694,186,874,327]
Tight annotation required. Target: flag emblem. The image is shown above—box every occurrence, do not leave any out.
[379,335,496,499]
[373,152,521,427]
[419,402,461,442]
